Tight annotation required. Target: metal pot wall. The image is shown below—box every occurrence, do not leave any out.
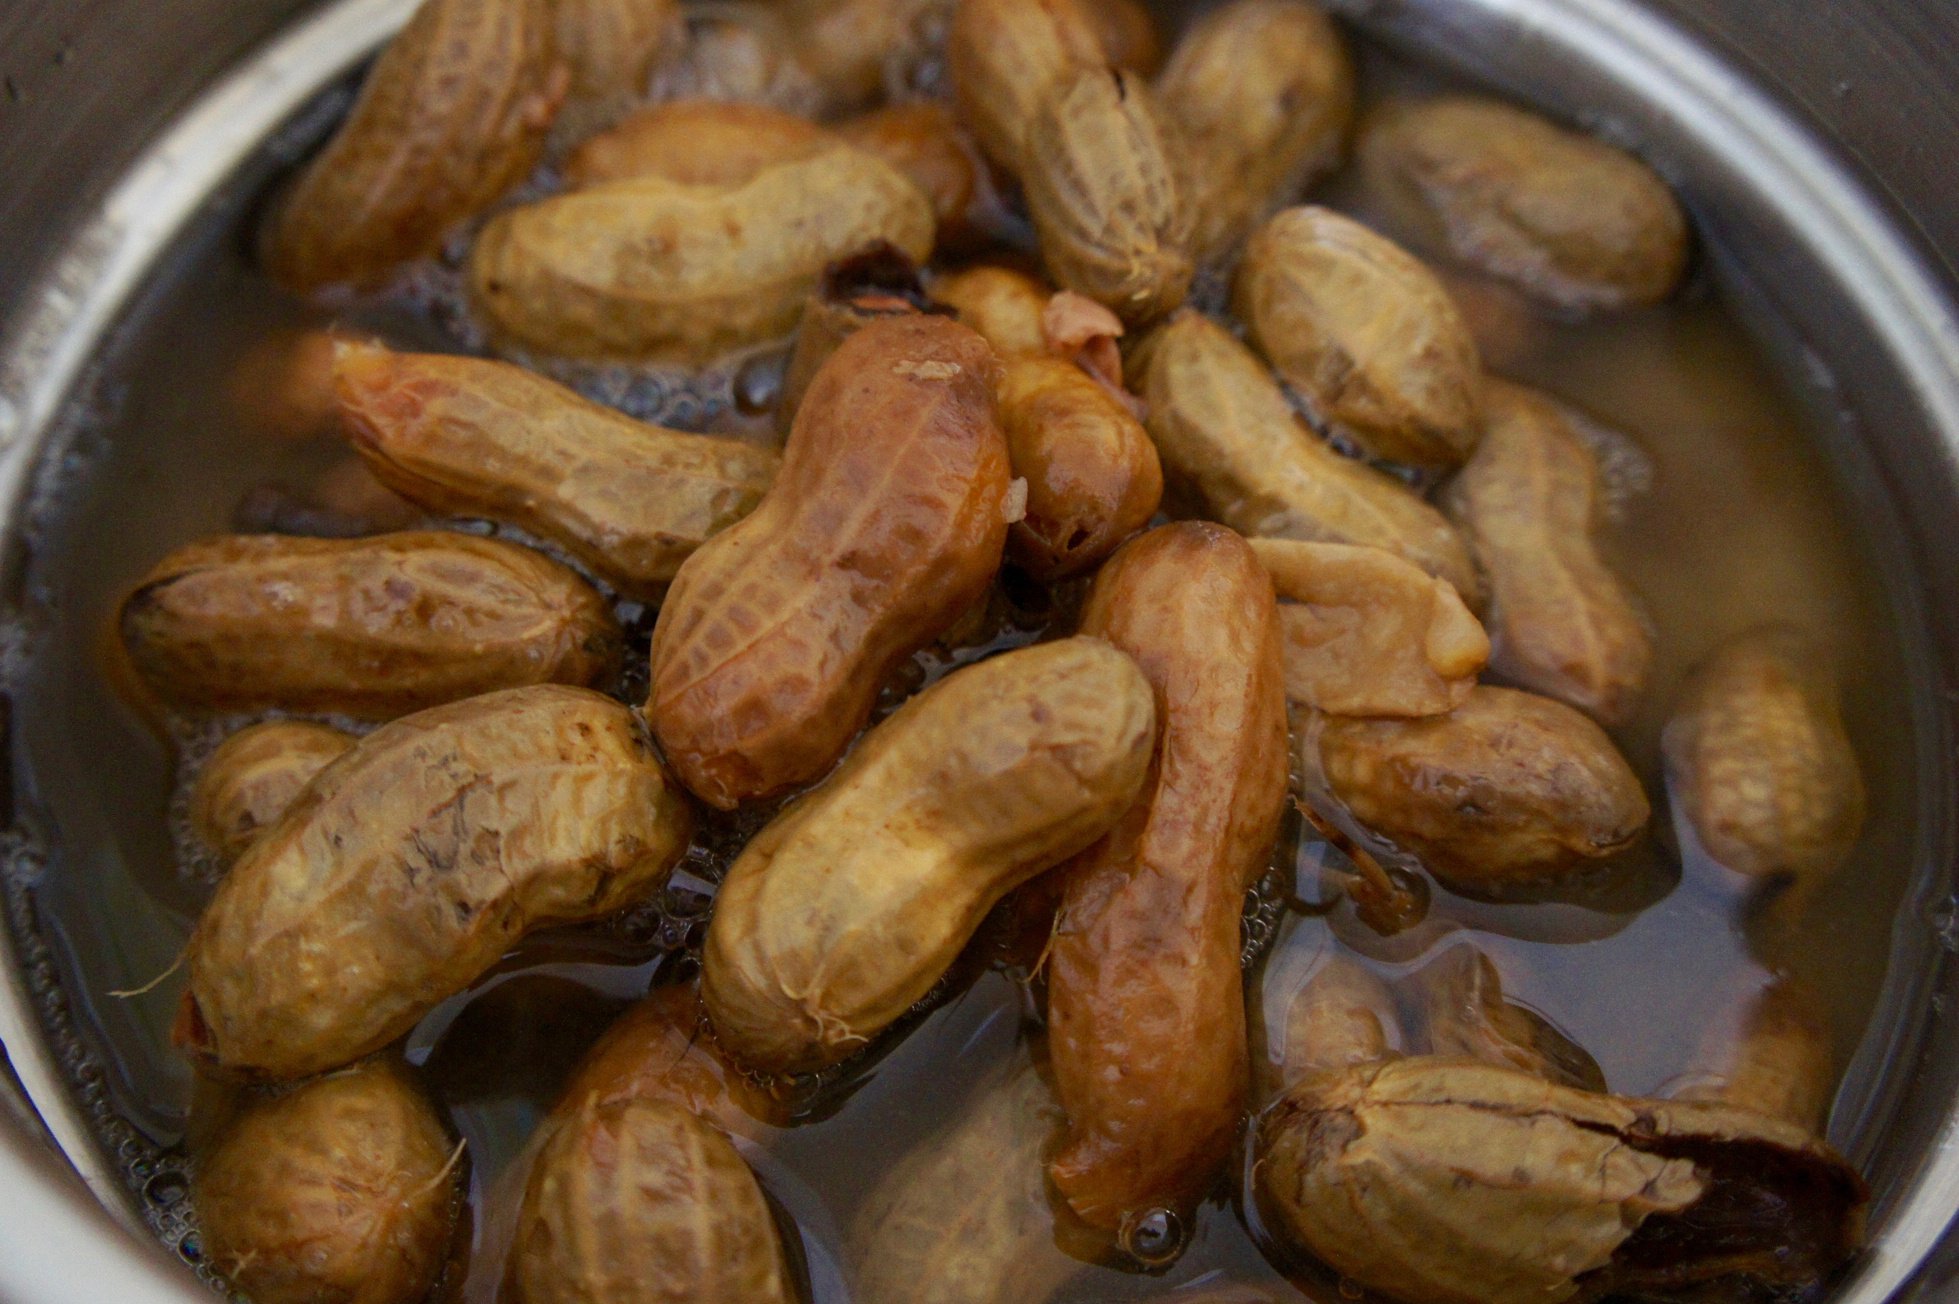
[2,0,1958,1301]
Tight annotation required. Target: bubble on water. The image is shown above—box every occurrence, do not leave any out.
[1119,1206,1185,1267]
[1932,897,1959,953]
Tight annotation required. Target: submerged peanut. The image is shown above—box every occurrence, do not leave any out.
[703,637,1154,1072]
[563,99,834,189]
[853,1059,1084,1304]
[1048,523,1289,1240]
[1359,95,1690,312]
[510,1099,792,1304]
[648,315,1010,809]
[470,147,934,362]
[1662,625,1865,886]
[1314,685,1650,892]
[1157,0,1354,261]
[1251,537,1486,717]
[1409,945,1604,1092]
[1447,378,1652,725]
[190,722,355,865]
[1236,206,1483,467]
[550,0,684,139]
[1675,979,1834,1134]
[933,264,1054,358]
[1137,311,1479,599]
[1261,953,1400,1101]
[194,1059,460,1304]
[948,0,1105,169]
[118,532,619,719]
[1000,355,1162,578]
[263,0,563,292]
[1024,68,1194,322]
[1257,1058,1866,1304]
[334,345,778,600]
[176,686,692,1079]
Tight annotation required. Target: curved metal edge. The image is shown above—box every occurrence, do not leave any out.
[0,0,415,1230]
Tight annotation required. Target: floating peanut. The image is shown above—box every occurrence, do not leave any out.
[563,98,833,189]
[932,264,1054,358]
[948,0,1105,169]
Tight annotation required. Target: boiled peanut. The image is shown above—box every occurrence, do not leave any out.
[118,532,620,719]
[470,147,934,362]
[648,315,1010,809]
[1136,310,1480,600]
[510,1098,792,1304]
[224,328,348,443]
[1251,537,1486,717]
[853,1059,1084,1304]
[1024,67,1194,322]
[1358,95,1690,312]
[189,721,355,864]
[563,99,834,189]
[550,0,684,140]
[1312,685,1650,892]
[1257,1058,1866,1304]
[786,0,945,110]
[648,5,826,115]
[262,0,564,292]
[194,1059,460,1304]
[1408,945,1604,1092]
[334,344,779,600]
[1446,378,1652,724]
[949,0,1105,170]
[1157,0,1354,262]
[175,685,692,1079]
[1675,978,1834,1134]
[933,264,1054,358]
[1236,206,1483,467]
[1261,952,1399,1101]
[703,636,1156,1072]
[776,248,931,433]
[1000,354,1162,578]
[1048,523,1289,1239]
[838,102,997,251]
[1082,0,1163,73]
[1662,625,1865,885]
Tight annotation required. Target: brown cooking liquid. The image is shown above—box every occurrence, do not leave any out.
[0,23,1920,1304]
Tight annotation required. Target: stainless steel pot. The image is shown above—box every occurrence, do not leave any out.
[2,0,1958,1300]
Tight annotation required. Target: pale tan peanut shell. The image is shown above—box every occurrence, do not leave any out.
[1023,67,1195,323]
[1662,624,1865,886]
[175,685,693,1079]
[932,264,1054,358]
[1358,95,1690,312]
[550,0,685,140]
[702,636,1156,1073]
[334,344,778,600]
[263,0,564,292]
[510,1098,792,1304]
[1250,537,1486,717]
[1446,377,1652,725]
[1262,952,1400,1100]
[563,99,834,189]
[190,722,356,865]
[852,1059,1085,1304]
[1257,1057,1866,1304]
[118,532,620,720]
[786,0,944,110]
[999,354,1163,579]
[1408,945,1604,1092]
[1236,205,1483,467]
[648,6,826,115]
[193,1059,460,1304]
[948,0,1106,169]
[1313,685,1650,892]
[470,146,935,362]
[1156,0,1354,261]
[1674,977,1835,1134]
[1047,522,1290,1236]
[648,315,1010,810]
[1136,310,1480,601]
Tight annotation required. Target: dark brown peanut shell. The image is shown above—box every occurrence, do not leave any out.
[1662,624,1865,886]
[1137,310,1480,600]
[1358,95,1690,312]
[262,0,564,292]
[119,532,620,720]
[1082,0,1163,73]
[1314,685,1650,892]
[1236,206,1483,467]
[190,721,355,864]
[175,686,692,1079]
[1023,67,1195,323]
[1447,378,1652,725]
[948,0,1106,169]
[563,99,834,190]
[1157,0,1354,261]
[510,1098,792,1304]
[647,315,1010,809]
[335,344,778,600]
[1048,522,1289,1240]
[194,1059,460,1304]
